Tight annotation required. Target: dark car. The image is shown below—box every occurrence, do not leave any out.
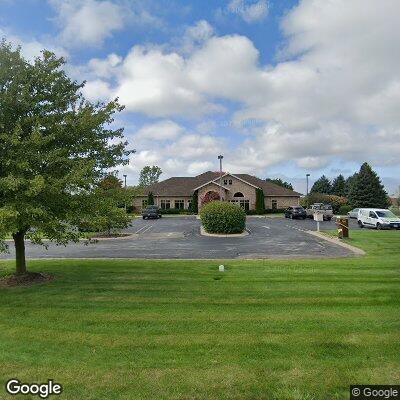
[285,206,307,219]
[142,205,162,219]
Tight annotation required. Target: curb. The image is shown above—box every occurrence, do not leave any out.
[200,226,249,238]
[306,231,366,256]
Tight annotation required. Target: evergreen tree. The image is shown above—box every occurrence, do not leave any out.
[147,192,154,206]
[345,173,358,196]
[191,191,198,214]
[255,188,265,214]
[310,175,331,194]
[331,174,346,197]
[265,178,293,191]
[347,163,390,208]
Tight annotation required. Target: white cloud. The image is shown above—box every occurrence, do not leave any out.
[80,1,400,174]
[135,120,183,141]
[227,0,269,23]
[49,0,125,48]
[81,79,111,101]
[181,20,214,54]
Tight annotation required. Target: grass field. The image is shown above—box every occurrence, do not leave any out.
[0,231,399,399]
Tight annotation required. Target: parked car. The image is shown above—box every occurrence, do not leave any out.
[305,203,333,221]
[357,208,400,229]
[285,206,307,219]
[142,205,162,219]
[348,208,359,219]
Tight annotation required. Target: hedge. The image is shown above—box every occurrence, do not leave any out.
[160,208,192,215]
[200,201,246,234]
[337,205,353,215]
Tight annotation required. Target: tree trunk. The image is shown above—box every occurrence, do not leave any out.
[13,231,27,275]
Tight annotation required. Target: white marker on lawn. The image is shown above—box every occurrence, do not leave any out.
[219,265,225,272]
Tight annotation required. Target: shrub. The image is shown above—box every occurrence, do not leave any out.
[337,205,353,215]
[160,208,192,215]
[301,193,348,213]
[200,191,220,206]
[200,201,246,234]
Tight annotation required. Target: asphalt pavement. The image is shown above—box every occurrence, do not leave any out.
[0,216,360,260]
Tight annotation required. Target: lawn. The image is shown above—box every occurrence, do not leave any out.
[0,231,399,399]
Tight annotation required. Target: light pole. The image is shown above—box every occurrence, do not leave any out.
[218,155,223,201]
[306,174,310,197]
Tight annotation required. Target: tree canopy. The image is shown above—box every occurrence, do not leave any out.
[331,174,346,197]
[139,166,162,187]
[0,40,132,275]
[265,178,293,191]
[310,175,331,194]
[347,162,389,208]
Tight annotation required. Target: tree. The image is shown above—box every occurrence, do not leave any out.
[265,178,293,191]
[147,192,154,206]
[345,173,358,196]
[255,188,265,214]
[347,162,390,208]
[139,166,162,187]
[99,174,123,190]
[0,41,132,275]
[190,191,198,214]
[310,175,331,194]
[200,191,220,206]
[331,174,346,197]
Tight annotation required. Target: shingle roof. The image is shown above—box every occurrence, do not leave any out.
[141,171,302,197]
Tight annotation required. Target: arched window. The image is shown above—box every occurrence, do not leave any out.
[234,192,244,197]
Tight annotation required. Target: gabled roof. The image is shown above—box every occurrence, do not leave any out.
[140,171,302,197]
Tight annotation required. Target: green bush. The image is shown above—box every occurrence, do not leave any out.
[160,208,192,215]
[337,205,353,215]
[200,201,246,234]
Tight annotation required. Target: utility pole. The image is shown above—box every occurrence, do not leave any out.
[306,174,310,196]
[218,155,224,201]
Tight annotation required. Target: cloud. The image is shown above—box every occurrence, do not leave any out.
[80,1,400,175]
[226,0,269,23]
[49,0,125,48]
[135,120,183,141]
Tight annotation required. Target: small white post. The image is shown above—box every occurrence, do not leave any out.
[219,265,225,272]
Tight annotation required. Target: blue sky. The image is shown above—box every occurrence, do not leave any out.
[1,0,399,195]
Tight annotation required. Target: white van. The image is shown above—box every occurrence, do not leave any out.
[358,208,400,230]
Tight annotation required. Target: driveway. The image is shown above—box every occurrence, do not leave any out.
[0,216,359,260]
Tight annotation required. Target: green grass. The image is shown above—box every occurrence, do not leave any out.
[0,231,399,399]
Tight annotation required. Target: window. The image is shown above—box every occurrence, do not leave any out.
[223,179,228,185]
[175,200,184,210]
[187,199,192,210]
[271,200,278,210]
[160,200,170,210]
[239,199,250,211]
[369,211,377,218]
[234,192,244,197]
[142,199,148,208]
[228,179,232,185]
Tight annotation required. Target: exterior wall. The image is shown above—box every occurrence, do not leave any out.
[198,176,257,211]
[133,196,192,212]
[264,196,300,209]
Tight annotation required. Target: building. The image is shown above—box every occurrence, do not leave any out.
[134,171,301,212]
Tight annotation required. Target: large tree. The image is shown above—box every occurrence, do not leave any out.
[347,162,390,208]
[265,178,293,191]
[0,41,132,275]
[139,165,162,187]
[331,174,346,197]
[310,175,331,194]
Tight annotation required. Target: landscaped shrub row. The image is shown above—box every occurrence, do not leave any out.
[337,205,353,215]
[200,201,246,234]
[160,208,193,215]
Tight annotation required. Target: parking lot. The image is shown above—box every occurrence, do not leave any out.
[0,216,361,260]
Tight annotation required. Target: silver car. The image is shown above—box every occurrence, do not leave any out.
[348,208,359,219]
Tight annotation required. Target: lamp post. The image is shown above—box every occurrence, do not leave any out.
[306,174,310,196]
[218,155,223,201]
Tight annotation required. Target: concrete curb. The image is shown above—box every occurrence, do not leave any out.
[306,231,366,256]
[200,226,249,238]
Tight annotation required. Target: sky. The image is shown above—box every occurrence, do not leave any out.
[1,0,399,195]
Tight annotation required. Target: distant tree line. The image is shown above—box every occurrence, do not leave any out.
[309,162,390,209]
